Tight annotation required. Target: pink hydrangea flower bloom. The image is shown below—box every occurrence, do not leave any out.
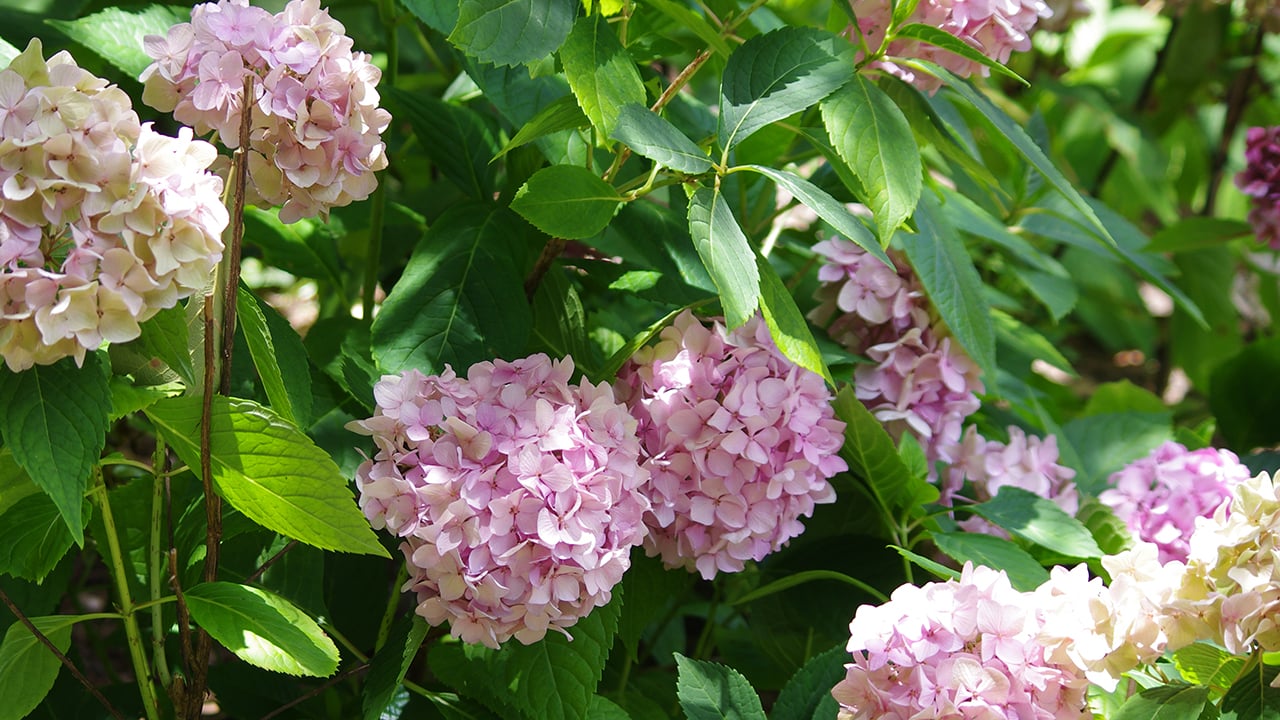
[348,354,650,648]
[1099,441,1250,564]
[943,426,1078,535]
[0,40,226,372]
[832,563,1091,720]
[850,0,1053,92]
[141,0,390,223]
[616,311,846,580]
[810,238,929,354]
[1235,126,1280,249]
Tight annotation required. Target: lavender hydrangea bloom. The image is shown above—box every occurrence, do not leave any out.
[0,40,227,371]
[1100,441,1251,564]
[1235,126,1280,249]
[832,563,1091,720]
[850,0,1053,92]
[141,0,391,223]
[616,311,846,580]
[348,354,650,648]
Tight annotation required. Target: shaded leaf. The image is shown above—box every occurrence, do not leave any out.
[771,644,845,720]
[1211,338,1280,453]
[611,104,712,174]
[449,0,577,67]
[675,653,767,720]
[561,14,646,137]
[496,95,590,160]
[136,305,196,386]
[1113,684,1210,720]
[740,164,889,265]
[687,186,760,328]
[363,615,430,720]
[0,615,76,720]
[831,386,937,521]
[389,88,499,200]
[973,486,1102,559]
[931,532,1049,591]
[893,23,1027,85]
[0,494,84,582]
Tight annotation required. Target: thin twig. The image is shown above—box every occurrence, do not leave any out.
[218,73,255,395]
[244,540,298,585]
[260,664,368,720]
[523,237,567,301]
[0,588,126,720]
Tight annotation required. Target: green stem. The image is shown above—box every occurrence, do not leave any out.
[362,0,400,322]
[94,470,162,720]
[149,438,172,688]
[375,565,409,652]
[693,586,721,659]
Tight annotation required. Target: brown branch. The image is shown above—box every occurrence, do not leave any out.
[260,664,368,720]
[523,237,568,301]
[244,540,298,585]
[218,73,255,395]
[0,588,126,720]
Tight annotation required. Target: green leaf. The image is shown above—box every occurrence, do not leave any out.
[831,386,938,521]
[504,594,622,720]
[496,95,590,160]
[930,532,1049,591]
[0,494,84,582]
[900,193,997,380]
[892,23,1027,86]
[243,208,345,291]
[531,269,598,378]
[1220,663,1280,720]
[400,0,458,32]
[0,615,76,720]
[973,486,1102,559]
[992,309,1075,376]
[588,695,631,720]
[108,376,181,420]
[906,60,1115,247]
[449,0,577,67]
[1211,338,1280,453]
[1084,380,1166,416]
[0,355,111,544]
[739,164,890,266]
[617,553,694,662]
[561,14,646,137]
[1174,643,1248,691]
[674,653,767,720]
[0,38,17,67]
[687,186,761,328]
[1061,411,1171,496]
[388,88,499,200]
[757,256,831,383]
[1077,499,1133,557]
[719,27,855,150]
[611,104,712,174]
[512,165,623,239]
[46,5,189,79]
[1147,218,1254,254]
[145,395,388,557]
[771,644,846,720]
[238,287,311,427]
[642,0,732,57]
[362,615,430,720]
[893,545,960,581]
[820,76,922,242]
[372,204,531,375]
[0,450,39,518]
[601,305,694,379]
[137,305,196,386]
[1114,684,1210,720]
[185,582,339,677]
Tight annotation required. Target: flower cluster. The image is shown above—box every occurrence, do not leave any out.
[849,0,1054,92]
[1100,441,1250,564]
[1235,126,1280,249]
[141,0,390,223]
[0,40,227,372]
[812,238,983,464]
[1185,471,1280,656]
[616,311,846,580]
[348,354,650,648]
[832,563,1091,720]
[944,426,1079,534]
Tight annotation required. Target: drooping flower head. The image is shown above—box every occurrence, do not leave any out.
[944,426,1078,534]
[1100,441,1250,564]
[0,40,226,371]
[850,0,1054,92]
[141,0,391,223]
[1235,126,1280,249]
[616,311,846,580]
[348,354,650,648]
[832,563,1091,720]
[811,238,984,466]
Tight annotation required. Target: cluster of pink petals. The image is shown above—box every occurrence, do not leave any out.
[832,563,1091,720]
[850,0,1053,92]
[1234,126,1280,249]
[616,311,846,580]
[944,426,1079,534]
[1184,471,1280,657]
[1099,441,1250,564]
[141,0,390,223]
[348,354,650,648]
[0,40,227,372]
[812,238,984,465]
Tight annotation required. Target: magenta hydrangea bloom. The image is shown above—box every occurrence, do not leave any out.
[944,426,1078,534]
[348,354,650,648]
[141,0,390,223]
[1100,441,1250,564]
[850,0,1053,92]
[1235,126,1280,249]
[832,563,1091,720]
[0,40,227,371]
[616,311,846,580]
